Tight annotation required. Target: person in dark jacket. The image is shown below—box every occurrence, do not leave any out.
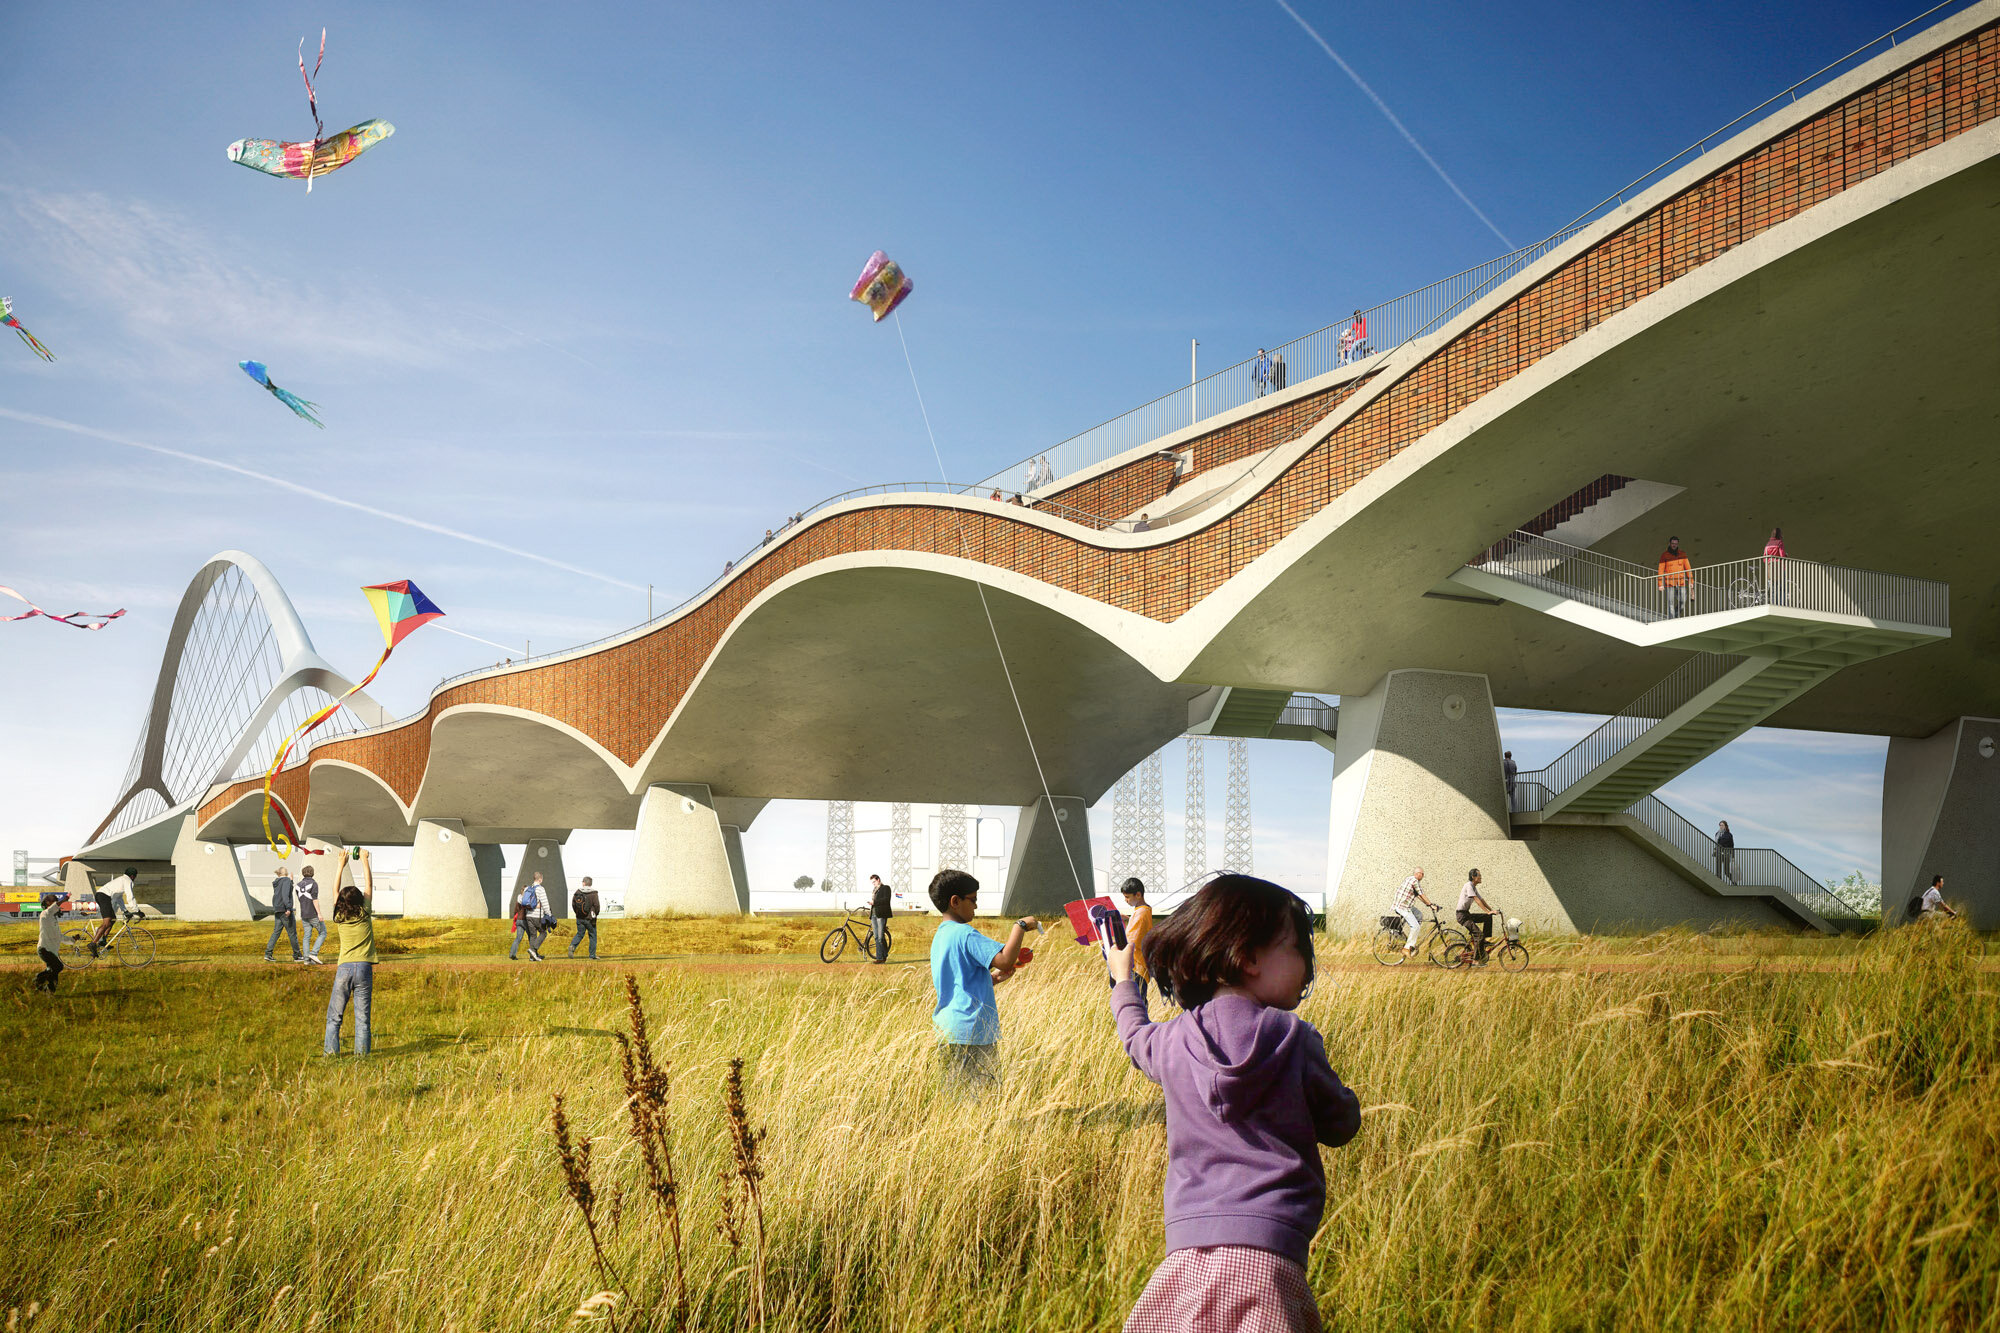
[1106,874,1359,1332]
[567,877,601,960]
[868,873,893,963]
[265,868,301,963]
[1713,821,1737,884]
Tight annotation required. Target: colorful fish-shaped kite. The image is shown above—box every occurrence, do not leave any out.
[849,251,913,322]
[226,30,393,192]
[2,585,124,629]
[2,298,55,362]
[239,360,325,428]
[260,579,443,856]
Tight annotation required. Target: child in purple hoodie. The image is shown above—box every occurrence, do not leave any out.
[1107,874,1360,1333]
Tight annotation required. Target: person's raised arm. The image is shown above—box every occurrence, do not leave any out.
[990,916,1039,980]
[1303,1027,1361,1148]
[357,849,374,899]
[1106,933,1165,1082]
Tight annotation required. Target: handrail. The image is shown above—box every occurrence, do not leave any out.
[1521,653,1744,800]
[976,0,1979,496]
[1510,780,1870,920]
[1473,531,1951,629]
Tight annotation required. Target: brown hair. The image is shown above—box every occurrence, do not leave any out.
[1143,874,1315,1008]
[332,885,366,923]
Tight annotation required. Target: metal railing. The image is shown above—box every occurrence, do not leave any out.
[1509,781,1870,920]
[976,0,1978,499]
[1274,694,1338,733]
[1473,531,1951,629]
[1517,653,1744,801]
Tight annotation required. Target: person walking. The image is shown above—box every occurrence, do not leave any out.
[264,866,302,963]
[567,877,601,959]
[1713,821,1737,884]
[1457,869,1495,963]
[1502,751,1518,809]
[868,873,893,963]
[511,874,552,962]
[89,867,139,956]
[1269,350,1287,392]
[1391,868,1435,957]
[325,850,376,1057]
[1657,536,1692,617]
[1251,348,1272,397]
[33,892,68,993]
[1763,527,1787,606]
[297,865,327,964]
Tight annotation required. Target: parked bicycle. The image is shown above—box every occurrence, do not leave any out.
[1443,908,1529,972]
[62,910,156,969]
[819,904,890,963]
[1371,904,1467,968]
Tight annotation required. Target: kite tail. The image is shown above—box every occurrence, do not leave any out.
[272,385,326,428]
[9,323,55,362]
[259,643,393,855]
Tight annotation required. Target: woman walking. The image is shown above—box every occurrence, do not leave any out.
[325,849,377,1057]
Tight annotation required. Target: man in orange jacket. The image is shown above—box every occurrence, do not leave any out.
[1657,537,1693,617]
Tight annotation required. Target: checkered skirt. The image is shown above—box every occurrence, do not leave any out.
[1124,1245,1324,1333]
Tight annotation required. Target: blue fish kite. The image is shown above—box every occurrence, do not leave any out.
[239,360,325,428]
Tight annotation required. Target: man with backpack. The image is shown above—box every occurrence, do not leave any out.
[265,865,302,963]
[567,877,601,960]
[1910,874,1959,923]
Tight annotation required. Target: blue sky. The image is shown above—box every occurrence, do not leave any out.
[1,0,1929,892]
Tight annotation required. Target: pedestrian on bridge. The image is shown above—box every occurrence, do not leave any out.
[1252,349,1272,397]
[1503,751,1518,809]
[1763,527,1787,606]
[1713,821,1737,884]
[265,866,301,963]
[1269,350,1286,392]
[567,877,601,960]
[1657,537,1692,617]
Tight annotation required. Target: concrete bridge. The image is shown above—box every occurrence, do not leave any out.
[73,6,2000,930]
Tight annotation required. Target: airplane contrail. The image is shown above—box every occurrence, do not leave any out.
[1273,0,1517,250]
[0,407,648,594]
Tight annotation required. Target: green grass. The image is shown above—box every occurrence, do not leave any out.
[3,920,1996,1330]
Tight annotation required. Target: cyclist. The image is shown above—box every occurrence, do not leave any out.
[1391,867,1435,958]
[90,866,139,957]
[1456,869,1495,963]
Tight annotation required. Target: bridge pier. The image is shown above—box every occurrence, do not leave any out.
[405,819,503,918]
[1000,795,1094,917]
[1324,669,1806,935]
[170,814,254,920]
[512,836,568,919]
[1883,717,2000,929]
[626,783,749,916]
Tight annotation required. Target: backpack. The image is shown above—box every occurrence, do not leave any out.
[1907,894,1925,918]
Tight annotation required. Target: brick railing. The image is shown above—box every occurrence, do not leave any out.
[197,19,2000,828]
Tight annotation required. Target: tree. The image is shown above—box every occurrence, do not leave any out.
[793,875,814,890]
[1823,870,1880,917]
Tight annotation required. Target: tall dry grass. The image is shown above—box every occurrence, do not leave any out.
[2,920,1995,1330]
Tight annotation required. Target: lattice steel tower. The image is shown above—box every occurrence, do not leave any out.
[890,802,913,895]
[1108,768,1138,890]
[1224,738,1253,873]
[1136,748,1167,894]
[824,800,856,900]
[1184,738,1207,884]
[937,803,969,872]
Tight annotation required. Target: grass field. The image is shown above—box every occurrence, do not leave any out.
[3,916,1996,1331]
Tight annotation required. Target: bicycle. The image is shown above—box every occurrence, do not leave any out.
[1371,904,1467,968]
[69,910,157,969]
[819,905,891,963]
[1443,908,1529,973]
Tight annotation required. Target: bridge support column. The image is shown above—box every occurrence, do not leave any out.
[1883,717,2000,929]
[1001,795,1093,917]
[170,815,253,920]
[626,783,746,916]
[405,819,502,918]
[513,837,568,919]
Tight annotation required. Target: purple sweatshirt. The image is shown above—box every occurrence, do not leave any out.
[1113,979,1360,1267]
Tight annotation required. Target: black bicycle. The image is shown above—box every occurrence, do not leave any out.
[819,905,890,963]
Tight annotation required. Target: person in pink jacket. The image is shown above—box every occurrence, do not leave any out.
[1763,527,1787,606]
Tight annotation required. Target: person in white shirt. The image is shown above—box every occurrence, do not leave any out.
[91,867,139,955]
[35,893,69,992]
[1391,869,1434,956]
[1456,870,1495,963]
[1918,875,1958,921]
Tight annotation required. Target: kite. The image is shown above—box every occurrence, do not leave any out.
[260,579,443,856]
[2,585,124,629]
[2,298,55,362]
[226,30,394,192]
[848,251,913,321]
[239,360,325,428]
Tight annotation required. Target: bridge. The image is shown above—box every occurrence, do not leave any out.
[69,7,2000,931]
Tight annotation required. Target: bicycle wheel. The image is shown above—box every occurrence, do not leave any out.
[1427,929,1467,968]
[1371,928,1409,966]
[60,928,97,970]
[1441,939,1474,970]
[113,924,156,968]
[1497,942,1529,973]
[818,926,848,963]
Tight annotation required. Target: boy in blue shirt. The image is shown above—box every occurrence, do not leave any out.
[928,869,1038,1085]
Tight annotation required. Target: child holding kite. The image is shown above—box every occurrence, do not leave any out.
[325,850,376,1056]
[927,868,1037,1087]
[1106,874,1360,1333]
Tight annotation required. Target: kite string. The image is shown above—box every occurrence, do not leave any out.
[298,28,326,193]
[259,640,391,856]
[893,313,1095,914]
